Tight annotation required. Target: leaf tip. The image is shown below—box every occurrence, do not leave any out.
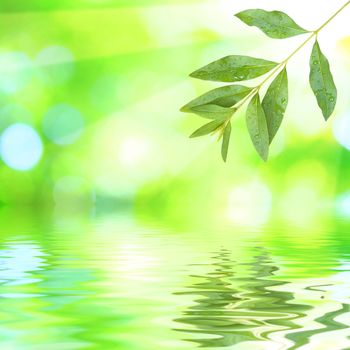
[189,70,199,79]
[180,104,189,113]
[221,148,228,162]
[234,9,247,19]
[323,112,332,122]
[261,153,269,162]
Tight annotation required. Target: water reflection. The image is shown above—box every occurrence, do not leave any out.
[0,240,46,285]
[286,302,350,350]
[174,248,313,348]
[0,213,350,349]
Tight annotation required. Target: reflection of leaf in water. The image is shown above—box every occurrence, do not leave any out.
[173,248,312,348]
[240,252,312,339]
[286,303,350,350]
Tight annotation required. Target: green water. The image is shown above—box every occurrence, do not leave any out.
[1,211,350,349]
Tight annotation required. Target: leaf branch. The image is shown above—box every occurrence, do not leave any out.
[182,0,350,162]
[232,0,349,115]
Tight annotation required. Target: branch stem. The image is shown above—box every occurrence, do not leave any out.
[315,0,350,33]
[228,0,350,120]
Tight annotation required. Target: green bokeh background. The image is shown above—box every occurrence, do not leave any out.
[0,0,349,229]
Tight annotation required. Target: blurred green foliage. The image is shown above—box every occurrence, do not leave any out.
[0,0,348,229]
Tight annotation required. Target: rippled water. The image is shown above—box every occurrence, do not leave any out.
[1,211,350,349]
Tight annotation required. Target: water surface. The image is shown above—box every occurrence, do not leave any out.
[0,211,350,349]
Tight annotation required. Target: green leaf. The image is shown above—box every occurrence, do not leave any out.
[262,68,288,143]
[221,122,231,162]
[235,9,309,39]
[190,56,278,82]
[309,40,337,120]
[189,104,234,120]
[181,85,252,111]
[190,120,224,138]
[246,94,269,161]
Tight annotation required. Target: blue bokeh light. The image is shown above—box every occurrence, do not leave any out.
[0,52,33,93]
[0,123,43,171]
[42,104,85,145]
[36,46,75,85]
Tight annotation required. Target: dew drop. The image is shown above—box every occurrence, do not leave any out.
[313,60,319,65]
[329,96,335,102]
